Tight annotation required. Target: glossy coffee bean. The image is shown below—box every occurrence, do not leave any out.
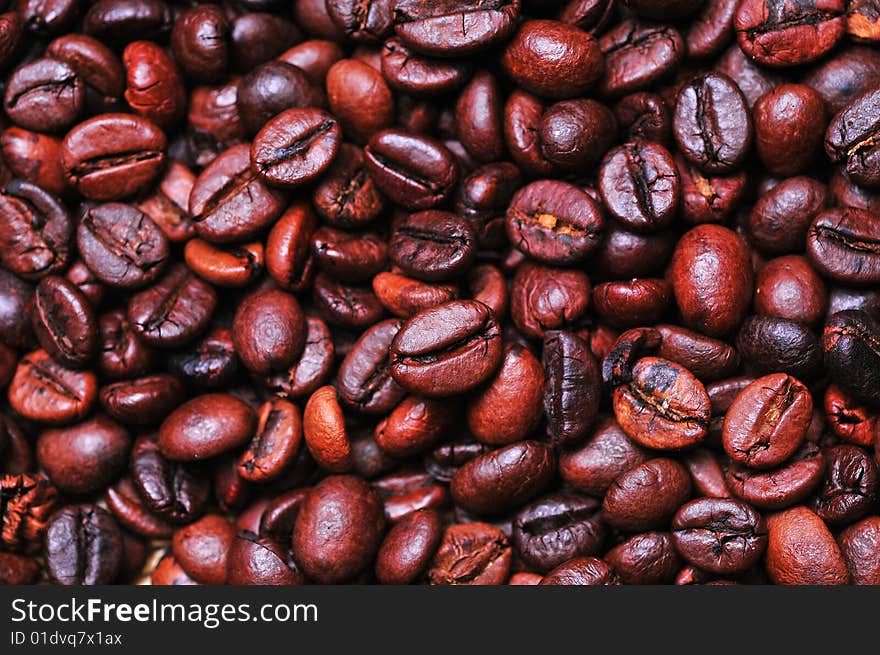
[671,498,767,575]
[604,531,681,585]
[539,557,619,586]
[159,394,256,461]
[808,208,880,285]
[755,256,827,327]
[811,444,878,525]
[754,84,826,176]
[598,21,684,98]
[4,58,84,133]
[428,522,511,585]
[170,4,230,83]
[99,375,184,426]
[613,357,711,451]
[511,261,591,340]
[390,301,503,397]
[131,436,210,525]
[766,506,849,585]
[542,331,600,447]
[375,509,442,584]
[749,176,828,255]
[603,458,692,532]
[390,211,477,281]
[312,144,385,228]
[32,275,97,369]
[823,310,880,409]
[172,514,235,585]
[393,0,519,56]
[838,517,880,584]
[826,86,880,189]
[337,319,405,415]
[292,475,385,583]
[727,444,825,511]
[44,505,122,585]
[226,532,304,585]
[9,349,96,425]
[0,180,71,280]
[513,493,604,573]
[233,288,306,376]
[736,316,823,381]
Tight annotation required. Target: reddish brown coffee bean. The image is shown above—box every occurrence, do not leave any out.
[172,514,235,585]
[727,444,826,511]
[8,349,97,425]
[375,396,452,458]
[765,506,850,585]
[392,1,519,56]
[37,415,130,495]
[232,288,306,376]
[158,394,256,462]
[540,557,619,586]
[184,239,263,288]
[265,202,317,293]
[123,40,186,129]
[0,128,68,197]
[104,478,173,539]
[326,59,394,143]
[61,113,166,201]
[613,357,711,451]
[32,275,97,369]
[292,475,386,583]
[98,375,183,426]
[467,342,544,446]
[390,300,503,397]
[428,522,512,585]
[450,440,555,515]
[226,533,304,585]
[0,180,71,280]
[811,444,878,525]
[755,255,827,327]
[592,279,672,329]
[372,272,459,319]
[604,531,681,584]
[824,384,878,447]
[375,509,442,584]
[753,84,826,176]
[303,385,353,473]
[511,261,591,340]
[723,374,813,469]
[603,458,692,532]
[748,176,828,255]
[838,516,880,584]
[501,20,604,99]
[670,225,753,337]
[237,399,302,483]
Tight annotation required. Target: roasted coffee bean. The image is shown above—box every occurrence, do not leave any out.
[312,272,384,329]
[735,0,845,67]
[251,108,342,188]
[61,113,166,201]
[671,498,767,575]
[0,180,71,280]
[32,276,97,369]
[755,255,828,327]
[754,84,826,176]
[172,514,235,585]
[811,444,878,525]
[292,475,385,583]
[455,70,505,164]
[374,508,442,584]
[765,506,850,585]
[727,443,825,511]
[826,86,880,189]
[311,144,385,228]
[824,384,878,447]
[123,40,185,129]
[9,349,97,425]
[673,72,752,174]
[736,316,823,381]
[390,211,477,281]
[312,227,387,283]
[4,58,84,133]
[603,458,692,532]
[808,208,880,285]
[722,374,813,469]
[393,1,519,56]
[159,393,256,461]
[337,318,405,415]
[170,4,230,83]
[233,288,306,376]
[450,440,555,515]
[131,436,210,525]
[99,375,184,426]
[506,180,604,264]
[513,493,604,573]
[823,311,880,409]
[539,557,619,586]
[604,531,680,584]
[428,522,511,585]
[598,21,684,98]
[838,516,880,584]
[227,532,304,585]
[390,301,503,397]
[44,505,122,585]
[511,261,591,340]
[542,331,600,447]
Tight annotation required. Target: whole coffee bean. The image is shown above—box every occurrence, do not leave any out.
[4,58,83,133]
[614,92,672,145]
[0,127,67,198]
[670,225,753,337]
[374,273,457,318]
[613,356,711,451]
[0,180,71,280]
[292,475,385,583]
[264,202,317,292]
[671,498,767,575]
[682,448,732,498]
[511,261,591,340]
[727,443,825,511]
[251,108,341,188]
[382,37,470,97]
[603,458,692,532]
[325,0,393,43]
[337,318,405,415]
[232,288,306,376]
[467,342,544,446]
[303,385,353,472]
[825,383,879,447]
[735,0,845,67]
[504,90,554,177]
[61,113,166,201]
[32,275,97,369]
[539,99,616,171]
[171,514,235,585]
[428,522,511,585]
[96,310,151,381]
[766,506,849,585]
[809,207,880,285]
[158,393,256,461]
[655,324,740,382]
[811,444,878,525]
[130,436,210,524]
[723,374,812,469]
[754,84,826,176]
[559,416,648,496]
[450,440,555,515]
[592,279,671,328]
[598,21,684,98]
[749,176,828,255]
[455,162,521,249]
[98,374,180,426]
[189,143,286,244]
[136,161,196,243]
[123,40,186,129]
[393,0,519,56]
[823,310,880,409]
[513,493,604,573]
[390,211,477,281]
[838,516,880,584]
[312,227,387,283]
[605,531,681,584]
[78,203,168,289]
[326,59,394,143]
[542,331,600,447]
[170,4,230,83]
[736,315,823,381]
[265,316,335,399]
[236,398,303,483]
[390,300,503,397]
[227,532,304,585]
[501,19,603,99]
[375,509,442,584]
[312,272,384,329]
[674,72,752,174]
[312,144,385,228]
[0,473,56,551]
[44,505,122,585]
[127,264,216,349]
[539,557,619,586]
[183,239,263,288]
[229,13,301,73]
[83,0,172,45]
[187,80,246,167]
[676,155,747,225]
[454,70,505,164]
[755,255,827,327]
[506,180,604,264]
[803,46,880,115]
[238,61,323,138]
[9,349,97,425]
[467,264,507,320]
[598,141,680,232]
[364,129,458,210]
[45,33,125,108]
[375,395,453,458]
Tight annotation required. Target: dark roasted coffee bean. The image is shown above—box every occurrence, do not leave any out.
[765,506,849,585]
[598,21,684,98]
[0,180,71,280]
[727,443,825,511]
[159,393,256,462]
[428,522,511,585]
[603,458,692,532]
[98,375,184,426]
[542,331,600,447]
[811,444,878,525]
[393,0,520,56]
[44,505,122,585]
[4,58,84,133]
[736,315,823,381]
[32,276,96,369]
[131,436,210,525]
[9,349,96,425]
[824,310,880,409]
[390,211,477,281]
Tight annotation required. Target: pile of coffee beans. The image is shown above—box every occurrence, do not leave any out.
[2,0,880,587]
